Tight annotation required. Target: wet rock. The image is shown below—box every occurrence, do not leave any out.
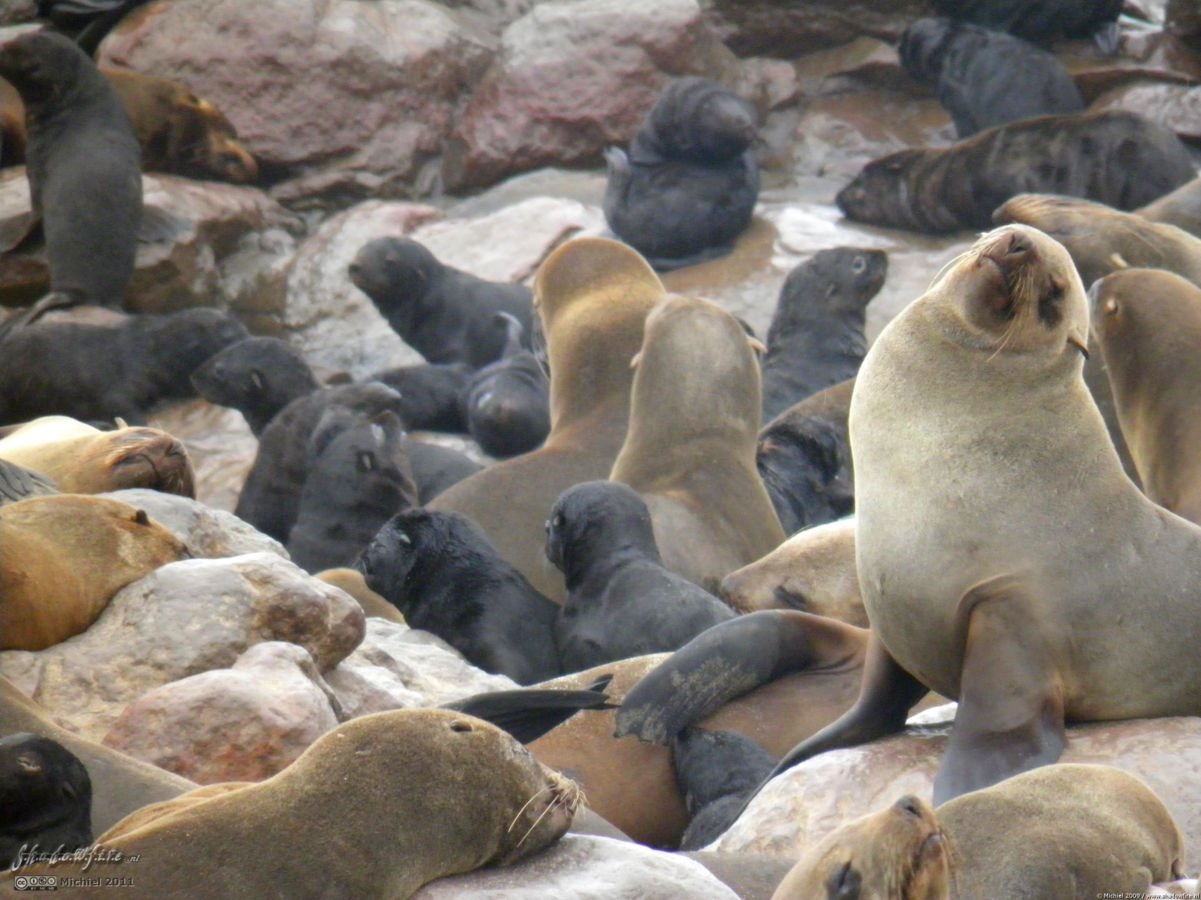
[148,399,259,514]
[102,641,340,783]
[100,488,286,559]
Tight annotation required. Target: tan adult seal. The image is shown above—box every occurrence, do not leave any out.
[430,238,665,602]
[610,293,785,593]
[1091,268,1201,525]
[0,494,189,650]
[11,709,579,899]
[764,224,1201,806]
[0,417,194,497]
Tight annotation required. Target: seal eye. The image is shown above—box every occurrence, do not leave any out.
[851,255,866,274]
[397,531,412,546]
[1038,278,1065,328]
[772,585,809,612]
[826,860,861,900]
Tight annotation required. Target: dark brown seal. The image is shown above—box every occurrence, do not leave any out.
[0,733,92,870]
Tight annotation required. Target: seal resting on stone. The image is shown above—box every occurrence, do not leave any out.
[836,111,1196,234]
[610,293,785,594]
[758,223,1201,806]
[0,493,189,650]
[10,709,580,900]
[0,732,92,870]
[430,238,665,602]
[603,77,760,271]
[760,248,886,421]
[460,312,550,458]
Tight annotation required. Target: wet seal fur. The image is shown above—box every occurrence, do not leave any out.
[762,224,1201,806]
[604,77,760,271]
[0,732,92,870]
[9,709,580,899]
[837,111,1196,234]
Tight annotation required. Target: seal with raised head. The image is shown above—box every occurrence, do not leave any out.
[1091,268,1201,525]
[13,709,579,900]
[430,237,666,602]
[610,293,785,594]
[461,311,550,458]
[0,732,92,870]
[837,111,1196,234]
[545,480,735,672]
[760,248,885,422]
[763,224,1201,805]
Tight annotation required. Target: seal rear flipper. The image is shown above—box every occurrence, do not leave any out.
[933,576,1067,805]
[443,675,616,744]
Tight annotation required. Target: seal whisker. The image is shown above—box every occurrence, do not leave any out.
[507,785,554,833]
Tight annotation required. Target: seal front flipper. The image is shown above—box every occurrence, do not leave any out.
[442,675,616,744]
[933,575,1067,805]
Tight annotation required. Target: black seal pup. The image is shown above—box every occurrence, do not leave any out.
[760,248,886,422]
[356,509,563,685]
[0,30,141,315]
[0,732,92,870]
[348,236,533,369]
[930,0,1124,49]
[545,481,735,673]
[461,312,550,458]
[671,726,776,851]
[899,18,1085,139]
[603,77,759,271]
[366,361,472,434]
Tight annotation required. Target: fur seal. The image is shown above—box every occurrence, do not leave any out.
[1136,175,1201,236]
[603,77,760,271]
[0,307,248,426]
[348,236,534,369]
[285,410,417,574]
[0,493,189,650]
[0,733,92,870]
[545,480,735,672]
[403,439,483,504]
[756,377,855,535]
[461,312,550,458]
[0,418,195,496]
[760,248,885,422]
[443,676,615,745]
[13,709,579,899]
[929,0,1124,47]
[430,237,666,602]
[0,30,141,309]
[765,224,1201,806]
[357,508,563,685]
[899,18,1084,139]
[837,111,1197,234]
[0,458,54,506]
[610,293,785,594]
[313,566,406,624]
[1090,268,1201,524]
[671,726,776,852]
[368,361,473,434]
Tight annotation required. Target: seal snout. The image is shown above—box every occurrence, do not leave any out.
[979,228,1035,277]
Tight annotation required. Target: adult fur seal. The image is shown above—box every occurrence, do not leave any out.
[0,733,92,870]
[461,312,550,458]
[545,480,735,672]
[348,236,533,369]
[899,18,1084,139]
[1091,268,1201,525]
[430,238,666,603]
[0,307,248,426]
[610,294,785,594]
[12,709,579,899]
[0,494,189,650]
[760,248,885,421]
[356,509,563,685]
[762,224,1201,805]
[0,30,141,309]
[604,77,760,271]
[837,111,1196,234]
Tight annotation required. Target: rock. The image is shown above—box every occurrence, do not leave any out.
[0,2,36,26]
[714,716,1201,860]
[100,488,286,559]
[446,0,744,189]
[100,0,498,199]
[412,834,740,899]
[102,641,341,784]
[0,553,364,741]
[148,399,259,514]
[1093,80,1201,142]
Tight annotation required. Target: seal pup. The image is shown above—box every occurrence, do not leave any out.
[929,0,1124,48]
[836,111,1196,234]
[671,727,776,852]
[461,312,550,458]
[0,30,141,312]
[19,709,579,899]
[1091,268,1201,524]
[899,18,1084,139]
[756,377,855,535]
[0,732,92,870]
[0,493,189,650]
[356,509,563,685]
[604,77,760,271]
[760,248,886,422]
[545,481,735,672]
[761,224,1201,806]
[0,307,249,426]
[35,0,151,56]
[348,235,533,369]
[430,237,666,602]
[610,294,785,594]
[368,361,473,434]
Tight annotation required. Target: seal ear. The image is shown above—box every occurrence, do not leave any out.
[133,509,150,526]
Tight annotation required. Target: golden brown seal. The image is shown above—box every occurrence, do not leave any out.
[430,238,665,602]
[314,566,406,624]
